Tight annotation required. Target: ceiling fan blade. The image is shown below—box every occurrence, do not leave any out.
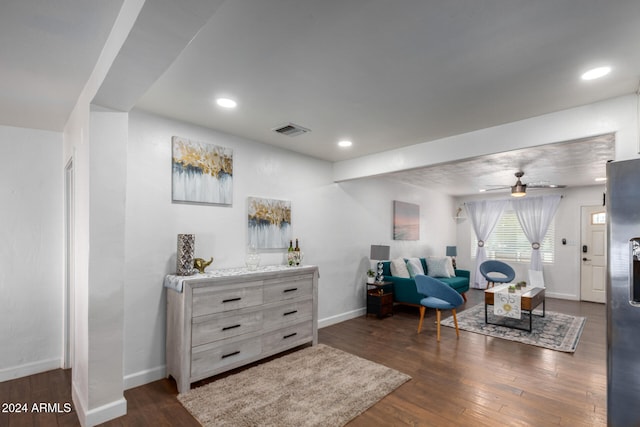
[481,186,511,192]
[527,184,566,189]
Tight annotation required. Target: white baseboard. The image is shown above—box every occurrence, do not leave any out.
[124,365,166,390]
[545,291,579,301]
[0,357,60,382]
[318,307,366,328]
[73,382,127,427]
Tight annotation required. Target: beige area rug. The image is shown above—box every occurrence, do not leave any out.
[177,344,410,427]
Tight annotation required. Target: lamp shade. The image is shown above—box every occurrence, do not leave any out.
[446,246,457,257]
[370,245,390,260]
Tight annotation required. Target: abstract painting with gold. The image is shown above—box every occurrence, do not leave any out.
[172,136,233,205]
[248,197,291,249]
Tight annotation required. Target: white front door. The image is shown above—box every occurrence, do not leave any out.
[580,205,606,303]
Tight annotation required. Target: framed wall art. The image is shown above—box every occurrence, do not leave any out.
[172,136,233,205]
[393,200,420,240]
[247,197,291,249]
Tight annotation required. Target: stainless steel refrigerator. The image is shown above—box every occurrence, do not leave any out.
[606,158,640,427]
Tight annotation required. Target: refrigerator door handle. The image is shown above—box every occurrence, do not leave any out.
[631,238,640,305]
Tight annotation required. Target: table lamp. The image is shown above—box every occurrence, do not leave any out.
[370,245,390,283]
[446,246,457,270]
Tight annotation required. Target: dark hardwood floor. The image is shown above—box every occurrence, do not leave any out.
[1,289,606,426]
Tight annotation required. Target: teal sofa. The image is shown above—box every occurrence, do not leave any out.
[381,258,470,306]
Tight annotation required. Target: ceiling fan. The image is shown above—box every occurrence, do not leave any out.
[483,172,566,197]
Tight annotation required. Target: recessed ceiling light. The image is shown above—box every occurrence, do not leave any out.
[338,140,352,147]
[581,66,611,81]
[595,177,607,182]
[216,98,237,108]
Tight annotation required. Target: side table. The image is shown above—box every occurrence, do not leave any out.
[366,281,394,318]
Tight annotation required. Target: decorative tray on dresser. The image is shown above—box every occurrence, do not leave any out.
[164,265,319,393]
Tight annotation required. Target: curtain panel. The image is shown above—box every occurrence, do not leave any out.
[512,194,562,271]
[465,199,509,289]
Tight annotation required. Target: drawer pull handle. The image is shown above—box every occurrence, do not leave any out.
[283,332,297,339]
[283,310,298,316]
[222,297,241,303]
[222,324,241,331]
[283,288,298,293]
[221,351,240,359]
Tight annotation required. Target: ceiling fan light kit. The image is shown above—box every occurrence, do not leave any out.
[511,172,527,197]
[511,185,527,197]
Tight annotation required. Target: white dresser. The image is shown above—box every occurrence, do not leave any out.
[165,265,319,393]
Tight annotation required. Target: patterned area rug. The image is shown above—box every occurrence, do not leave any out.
[177,344,410,427]
[440,304,586,352]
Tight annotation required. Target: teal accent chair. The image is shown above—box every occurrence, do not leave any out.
[415,274,464,341]
[479,260,515,288]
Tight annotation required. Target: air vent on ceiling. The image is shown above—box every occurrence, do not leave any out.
[272,122,311,137]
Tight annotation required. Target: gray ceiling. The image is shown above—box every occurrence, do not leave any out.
[385,133,615,196]
[0,0,124,130]
[1,1,637,195]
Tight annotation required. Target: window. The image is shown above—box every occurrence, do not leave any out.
[591,212,606,225]
[471,210,555,263]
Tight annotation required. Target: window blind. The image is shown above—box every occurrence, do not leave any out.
[471,210,555,263]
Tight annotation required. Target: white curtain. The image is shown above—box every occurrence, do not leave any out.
[466,199,509,289]
[512,194,561,271]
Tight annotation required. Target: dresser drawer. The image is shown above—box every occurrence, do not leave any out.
[192,309,263,347]
[263,299,313,330]
[192,282,263,317]
[262,321,313,354]
[191,336,262,379]
[263,275,313,303]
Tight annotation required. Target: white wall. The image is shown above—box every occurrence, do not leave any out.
[0,125,63,381]
[87,110,127,409]
[62,2,145,425]
[123,109,455,387]
[455,186,605,300]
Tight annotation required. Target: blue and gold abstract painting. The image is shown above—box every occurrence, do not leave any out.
[172,136,233,205]
[248,197,291,249]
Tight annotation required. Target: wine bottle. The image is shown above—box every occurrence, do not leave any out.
[294,238,300,251]
[288,240,293,252]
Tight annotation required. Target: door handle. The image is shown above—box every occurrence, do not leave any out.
[582,257,591,261]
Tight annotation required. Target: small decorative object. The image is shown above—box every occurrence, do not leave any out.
[366,269,376,284]
[177,234,195,276]
[508,285,516,293]
[518,280,527,288]
[515,283,522,290]
[245,244,261,271]
[287,251,303,266]
[193,257,213,274]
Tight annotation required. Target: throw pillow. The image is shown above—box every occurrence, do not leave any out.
[426,257,452,278]
[445,256,456,277]
[406,257,424,278]
[390,258,410,278]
